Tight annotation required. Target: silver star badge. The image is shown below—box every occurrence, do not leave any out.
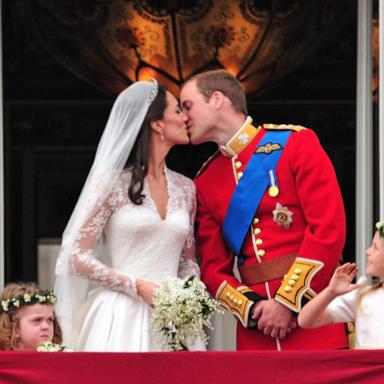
[272,202,293,229]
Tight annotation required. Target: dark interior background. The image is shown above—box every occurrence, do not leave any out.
[3,0,358,282]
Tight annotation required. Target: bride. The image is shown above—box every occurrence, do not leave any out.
[54,80,202,351]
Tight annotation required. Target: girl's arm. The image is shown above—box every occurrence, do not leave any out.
[298,263,361,328]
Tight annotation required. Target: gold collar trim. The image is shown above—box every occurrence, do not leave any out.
[219,117,259,157]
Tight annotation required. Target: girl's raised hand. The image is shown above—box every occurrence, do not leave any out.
[328,262,363,296]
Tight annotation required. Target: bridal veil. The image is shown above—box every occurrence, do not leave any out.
[54,80,158,344]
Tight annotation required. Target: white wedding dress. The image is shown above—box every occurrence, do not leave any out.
[68,168,203,351]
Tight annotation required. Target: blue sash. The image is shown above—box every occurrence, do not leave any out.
[222,130,292,260]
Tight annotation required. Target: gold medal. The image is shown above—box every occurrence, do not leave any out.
[269,185,279,197]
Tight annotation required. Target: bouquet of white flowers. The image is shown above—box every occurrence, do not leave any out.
[151,276,222,351]
[36,341,65,352]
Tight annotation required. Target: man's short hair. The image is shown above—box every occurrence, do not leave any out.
[186,69,247,115]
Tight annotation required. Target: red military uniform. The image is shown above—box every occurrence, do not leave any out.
[195,118,348,350]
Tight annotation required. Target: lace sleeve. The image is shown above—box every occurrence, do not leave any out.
[68,182,137,297]
[178,180,201,279]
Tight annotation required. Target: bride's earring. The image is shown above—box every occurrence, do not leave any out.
[160,132,165,141]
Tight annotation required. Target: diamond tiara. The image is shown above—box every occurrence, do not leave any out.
[148,78,159,104]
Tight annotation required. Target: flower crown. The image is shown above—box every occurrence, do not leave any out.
[375,221,384,238]
[0,290,56,313]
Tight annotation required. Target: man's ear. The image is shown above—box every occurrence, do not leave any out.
[210,91,225,110]
[150,119,164,135]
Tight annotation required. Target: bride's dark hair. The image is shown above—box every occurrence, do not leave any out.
[126,85,167,204]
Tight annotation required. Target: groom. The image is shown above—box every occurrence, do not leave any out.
[180,69,348,350]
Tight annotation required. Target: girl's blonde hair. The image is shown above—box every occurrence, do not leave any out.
[0,282,62,350]
[357,225,384,309]
[357,281,382,310]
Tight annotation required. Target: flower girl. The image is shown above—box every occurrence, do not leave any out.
[298,221,384,349]
[0,282,63,350]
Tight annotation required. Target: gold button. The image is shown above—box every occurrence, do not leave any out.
[255,238,263,245]
[253,228,261,235]
[235,161,242,169]
[288,280,296,286]
[229,294,234,300]
[237,172,243,180]
[284,286,293,293]
[291,274,299,281]
[294,268,302,274]
[253,218,260,224]
[233,298,238,304]
[226,292,231,297]
[238,300,242,306]
[258,249,265,257]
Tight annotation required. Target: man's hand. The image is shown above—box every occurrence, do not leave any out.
[252,299,296,338]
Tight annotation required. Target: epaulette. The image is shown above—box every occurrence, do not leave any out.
[195,150,220,178]
[263,123,306,132]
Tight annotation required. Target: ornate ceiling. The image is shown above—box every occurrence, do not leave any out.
[25,0,352,95]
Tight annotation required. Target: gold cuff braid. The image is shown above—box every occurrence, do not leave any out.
[275,257,324,313]
[216,281,254,327]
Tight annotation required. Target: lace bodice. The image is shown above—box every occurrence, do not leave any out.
[69,168,200,297]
